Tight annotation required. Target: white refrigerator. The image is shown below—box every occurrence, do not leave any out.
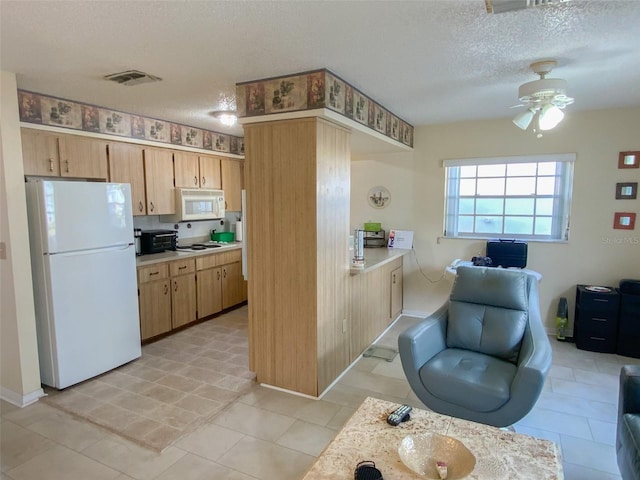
[26,180,141,389]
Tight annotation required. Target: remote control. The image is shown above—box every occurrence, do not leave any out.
[387,404,412,426]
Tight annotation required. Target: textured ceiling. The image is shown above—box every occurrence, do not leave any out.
[2,0,640,138]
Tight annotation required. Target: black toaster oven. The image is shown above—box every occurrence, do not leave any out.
[139,229,177,255]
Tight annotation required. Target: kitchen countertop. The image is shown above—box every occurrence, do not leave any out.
[136,242,243,267]
[350,247,411,275]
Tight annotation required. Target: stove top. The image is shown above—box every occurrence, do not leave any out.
[176,242,224,251]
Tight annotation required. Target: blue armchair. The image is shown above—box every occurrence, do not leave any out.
[617,365,640,480]
[399,266,552,428]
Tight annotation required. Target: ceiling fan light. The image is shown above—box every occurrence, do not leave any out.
[538,104,564,130]
[513,108,535,130]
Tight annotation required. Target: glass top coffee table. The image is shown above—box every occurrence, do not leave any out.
[302,397,563,479]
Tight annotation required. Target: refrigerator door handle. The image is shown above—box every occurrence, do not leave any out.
[48,244,134,256]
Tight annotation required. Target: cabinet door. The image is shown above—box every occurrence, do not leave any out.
[197,267,223,318]
[390,265,403,319]
[108,143,147,215]
[174,151,200,188]
[21,128,60,176]
[58,135,108,179]
[139,279,172,340]
[222,262,243,309]
[171,273,197,328]
[221,158,242,211]
[143,148,175,215]
[199,155,222,189]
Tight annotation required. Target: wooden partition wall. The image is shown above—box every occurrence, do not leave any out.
[244,117,351,396]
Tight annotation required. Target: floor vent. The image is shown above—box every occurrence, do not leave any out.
[103,70,162,86]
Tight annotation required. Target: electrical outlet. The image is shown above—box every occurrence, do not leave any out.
[342,319,347,333]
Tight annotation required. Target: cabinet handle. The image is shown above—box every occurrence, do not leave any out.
[223,268,227,278]
[138,201,144,212]
[149,271,159,276]
[150,201,155,212]
[64,159,69,173]
[178,265,187,270]
[392,274,396,284]
[194,175,198,185]
[592,318,608,322]
[589,336,606,341]
[594,299,608,303]
[202,176,206,185]
[217,270,220,280]
[174,280,178,292]
[48,158,54,172]
[164,284,168,295]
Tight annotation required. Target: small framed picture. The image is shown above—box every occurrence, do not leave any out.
[616,182,638,199]
[619,151,639,169]
[613,212,636,230]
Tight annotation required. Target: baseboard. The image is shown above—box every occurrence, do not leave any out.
[0,386,45,407]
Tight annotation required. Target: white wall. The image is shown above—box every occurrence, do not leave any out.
[0,71,43,406]
[352,107,640,333]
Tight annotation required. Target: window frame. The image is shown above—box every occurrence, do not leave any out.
[443,153,575,242]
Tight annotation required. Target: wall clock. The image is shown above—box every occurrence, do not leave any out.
[368,186,391,209]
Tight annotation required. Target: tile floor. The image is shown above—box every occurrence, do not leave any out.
[1,309,637,479]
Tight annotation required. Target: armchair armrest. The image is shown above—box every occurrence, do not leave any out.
[398,303,448,372]
[620,365,640,417]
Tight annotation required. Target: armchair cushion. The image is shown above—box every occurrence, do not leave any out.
[419,348,517,412]
[447,267,529,363]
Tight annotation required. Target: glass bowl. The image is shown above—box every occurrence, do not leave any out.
[398,433,476,479]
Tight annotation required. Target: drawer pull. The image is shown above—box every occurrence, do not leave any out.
[592,318,608,322]
[149,271,159,276]
[593,299,609,303]
[178,265,187,270]
[589,336,606,341]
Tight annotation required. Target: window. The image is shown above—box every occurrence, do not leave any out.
[444,154,574,241]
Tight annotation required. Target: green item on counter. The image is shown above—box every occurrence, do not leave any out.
[211,231,235,242]
[364,222,382,232]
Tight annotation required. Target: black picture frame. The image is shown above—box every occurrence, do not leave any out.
[616,182,638,200]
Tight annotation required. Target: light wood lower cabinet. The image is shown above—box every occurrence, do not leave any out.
[138,249,246,341]
[137,263,172,340]
[197,266,223,318]
[169,259,197,329]
[196,249,246,317]
[349,257,403,363]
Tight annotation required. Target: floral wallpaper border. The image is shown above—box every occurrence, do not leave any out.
[236,69,413,148]
[17,90,245,155]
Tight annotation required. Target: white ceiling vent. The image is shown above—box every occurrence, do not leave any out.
[485,0,572,14]
[103,70,162,86]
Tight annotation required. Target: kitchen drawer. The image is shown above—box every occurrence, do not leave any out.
[138,263,169,283]
[218,249,241,265]
[170,258,196,276]
[196,254,219,270]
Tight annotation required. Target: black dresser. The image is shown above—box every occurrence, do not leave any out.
[574,285,619,353]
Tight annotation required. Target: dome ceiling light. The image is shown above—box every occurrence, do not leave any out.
[511,60,574,137]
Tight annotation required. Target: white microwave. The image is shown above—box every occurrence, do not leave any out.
[160,188,225,222]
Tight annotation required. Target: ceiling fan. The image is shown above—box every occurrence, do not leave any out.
[512,60,574,134]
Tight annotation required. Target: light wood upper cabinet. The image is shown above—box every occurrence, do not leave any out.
[58,135,108,179]
[143,147,175,215]
[22,129,108,179]
[198,155,222,189]
[174,151,200,188]
[21,128,60,176]
[221,158,242,211]
[108,143,147,216]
